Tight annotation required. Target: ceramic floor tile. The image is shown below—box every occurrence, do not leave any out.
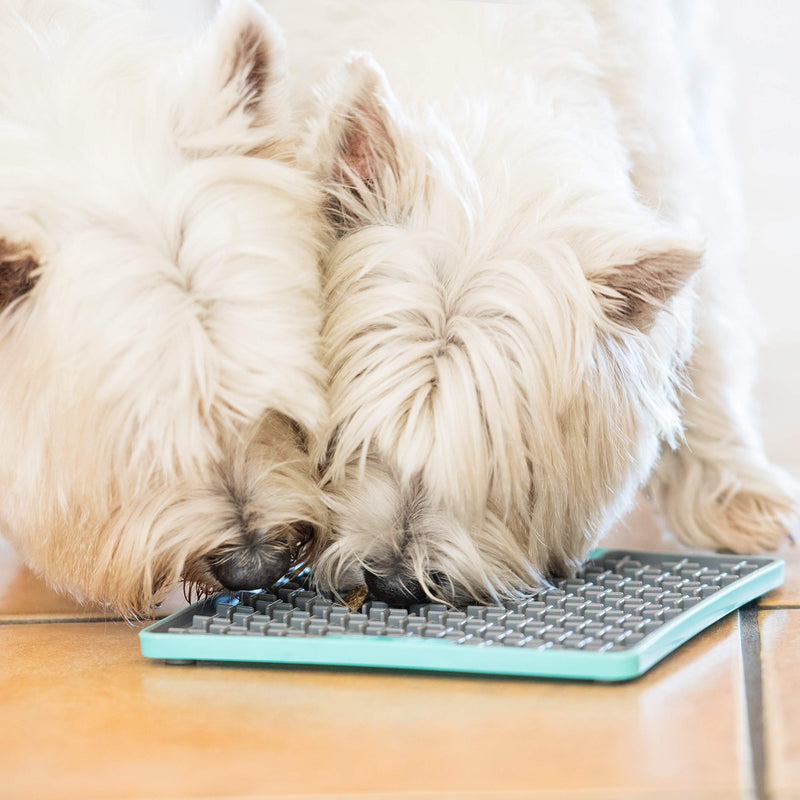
[0,536,184,621]
[1,616,750,800]
[601,495,677,552]
[758,546,800,607]
[0,535,111,620]
[759,609,800,798]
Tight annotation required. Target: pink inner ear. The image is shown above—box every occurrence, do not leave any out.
[230,24,272,116]
[0,238,39,310]
[597,246,703,331]
[338,95,394,184]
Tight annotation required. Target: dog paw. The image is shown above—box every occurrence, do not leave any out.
[653,457,799,553]
[708,485,799,553]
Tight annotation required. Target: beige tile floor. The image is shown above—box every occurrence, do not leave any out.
[1,344,798,800]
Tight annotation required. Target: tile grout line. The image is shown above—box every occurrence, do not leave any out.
[740,603,768,800]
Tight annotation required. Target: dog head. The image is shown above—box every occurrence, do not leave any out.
[306,54,702,605]
[0,0,328,614]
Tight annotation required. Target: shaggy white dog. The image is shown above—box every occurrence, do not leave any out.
[263,0,799,605]
[0,0,328,614]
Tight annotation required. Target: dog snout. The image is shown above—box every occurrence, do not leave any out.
[208,543,292,591]
[363,567,429,607]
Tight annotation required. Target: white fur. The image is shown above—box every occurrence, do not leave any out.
[0,0,329,614]
[262,0,799,603]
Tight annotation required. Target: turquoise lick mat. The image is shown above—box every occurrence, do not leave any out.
[139,549,784,681]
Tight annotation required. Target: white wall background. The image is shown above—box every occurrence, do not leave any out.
[723,1,800,347]
[718,2,800,467]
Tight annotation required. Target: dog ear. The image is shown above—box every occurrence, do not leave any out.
[588,236,703,332]
[308,53,406,229]
[175,0,289,156]
[0,222,46,313]
[321,53,403,183]
[0,240,40,312]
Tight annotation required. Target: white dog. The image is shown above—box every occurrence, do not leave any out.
[0,0,329,615]
[263,0,799,605]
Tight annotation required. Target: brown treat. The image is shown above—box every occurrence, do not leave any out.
[343,585,369,612]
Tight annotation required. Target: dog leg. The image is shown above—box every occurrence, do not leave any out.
[649,269,799,552]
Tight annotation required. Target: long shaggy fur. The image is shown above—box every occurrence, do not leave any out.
[262,0,799,604]
[0,0,329,615]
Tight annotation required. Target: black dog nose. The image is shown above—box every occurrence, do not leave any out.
[208,546,292,591]
[363,568,429,607]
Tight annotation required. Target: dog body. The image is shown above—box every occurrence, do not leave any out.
[264,0,798,604]
[0,0,328,613]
